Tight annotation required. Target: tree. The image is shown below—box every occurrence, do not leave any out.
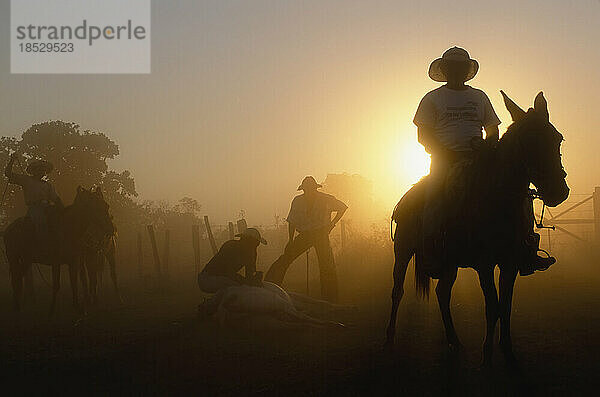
[0,121,137,229]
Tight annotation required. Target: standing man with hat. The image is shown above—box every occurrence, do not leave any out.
[265,176,347,302]
[5,153,63,254]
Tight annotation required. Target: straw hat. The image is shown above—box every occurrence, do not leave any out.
[297,176,322,191]
[428,46,479,82]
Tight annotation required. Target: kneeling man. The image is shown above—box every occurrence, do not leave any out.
[198,227,267,293]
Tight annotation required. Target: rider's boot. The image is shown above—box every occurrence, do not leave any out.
[519,232,556,276]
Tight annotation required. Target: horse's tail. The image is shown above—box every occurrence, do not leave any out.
[392,178,431,300]
[414,254,431,300]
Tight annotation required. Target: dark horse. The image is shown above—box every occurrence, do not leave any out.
[386,91,569,366]
[4,186,115,314]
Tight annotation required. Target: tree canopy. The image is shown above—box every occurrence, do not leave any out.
[0,121,202,234]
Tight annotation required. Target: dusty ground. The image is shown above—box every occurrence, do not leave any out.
[1,247,599,396]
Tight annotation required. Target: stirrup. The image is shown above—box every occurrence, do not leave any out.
[534,249,556,271]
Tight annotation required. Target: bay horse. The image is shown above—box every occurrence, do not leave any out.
[4,186,115,314]
[385,91,569,367]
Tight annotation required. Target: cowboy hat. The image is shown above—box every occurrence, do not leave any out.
[428,46,479,82]
[235,227,267,245]
[26,159,53,176]
[297,176,322,191]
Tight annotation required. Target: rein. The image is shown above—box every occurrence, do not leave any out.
[529,189,555,230]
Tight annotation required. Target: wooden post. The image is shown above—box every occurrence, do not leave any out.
[204,216,218,255]
[236,219,247,234]
[340,220,347,250]
[192,225,201,273]
[137,231,143,277]
[146,225,161,277]
[163,230,170,275]
[228,222,235,240]
[594,187,600,246]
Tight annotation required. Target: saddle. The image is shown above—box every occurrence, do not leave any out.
[392,149,499,277]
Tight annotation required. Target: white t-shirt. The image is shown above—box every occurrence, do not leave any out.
[413,86,501,152]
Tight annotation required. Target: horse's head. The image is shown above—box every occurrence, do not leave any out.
[501,91,569,207]
[74,186,115,237]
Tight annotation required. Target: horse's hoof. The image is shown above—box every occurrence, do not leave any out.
[500,343,519,370]
[447,340,464,354]
[479,355,493,370]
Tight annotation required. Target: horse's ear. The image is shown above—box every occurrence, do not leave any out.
[77,185,83,194]
[501,90,526,122]
[534,91,549,121]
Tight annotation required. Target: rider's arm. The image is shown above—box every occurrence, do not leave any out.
[48,184,64,209]
[418,126,446,155]
[4,155,14,179]
[288,223,296,242]
[4,154,26,185]
[484,124,499,144]
[245,249,257,279]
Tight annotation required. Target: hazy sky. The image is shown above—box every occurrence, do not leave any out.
[1,0,599,224]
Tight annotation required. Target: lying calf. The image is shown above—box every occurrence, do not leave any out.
[212,282,346,329]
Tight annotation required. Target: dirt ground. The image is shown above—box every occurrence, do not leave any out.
[1,245,599,396]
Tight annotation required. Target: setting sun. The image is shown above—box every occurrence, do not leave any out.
[396,142,431,184]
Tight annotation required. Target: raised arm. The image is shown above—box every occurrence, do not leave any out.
[4,153,16,179]
[4,153,26,185]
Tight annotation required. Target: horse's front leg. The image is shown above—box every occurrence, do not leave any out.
[436,266,461,350]
[68,260,83,314]
[498,265,518,367]
[9,261,24,313]
[49,264,61,317]
[477,265,499,367]
[79,261,90,305]
[385,238,413,348]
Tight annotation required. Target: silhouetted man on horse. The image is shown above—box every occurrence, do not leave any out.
[414,46,553,276]
[5,152,63,256]
[4,151,115,313]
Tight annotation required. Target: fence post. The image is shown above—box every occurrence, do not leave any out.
[192,225,201,273]
[163,230,170,276]
[228,222,235,240]
[594,187,600,247]
[204,216,218,255]
[146,225,161,277]
[137,231,143,277]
